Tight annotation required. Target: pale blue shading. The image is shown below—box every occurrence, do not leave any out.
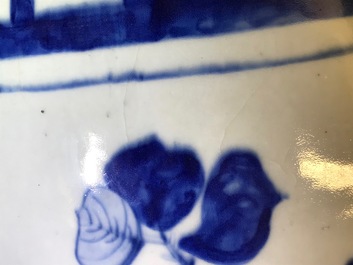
[75,188,144,265]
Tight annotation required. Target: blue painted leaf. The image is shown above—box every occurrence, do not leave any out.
[75,188,143,265]
[104,135,204,231]
[179,151,283,264]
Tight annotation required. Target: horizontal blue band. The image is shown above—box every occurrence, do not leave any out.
[1,44,352,93]
[1,0,353,59]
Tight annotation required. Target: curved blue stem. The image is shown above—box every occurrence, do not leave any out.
[159,231,194,265]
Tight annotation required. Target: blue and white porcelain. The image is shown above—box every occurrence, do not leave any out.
[0,0,353,264]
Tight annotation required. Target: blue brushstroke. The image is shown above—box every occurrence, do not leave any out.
[179,151,283,264]
[75,188,144,265]
[160,231,195,265]
[104,135,204,231]
[77,137,284,264]
[0,0,352,59]
[10,0,34,25]
[1,44,353,93]
[347,258,353,265]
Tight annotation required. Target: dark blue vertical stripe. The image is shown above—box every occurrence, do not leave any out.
[11,0,35,25]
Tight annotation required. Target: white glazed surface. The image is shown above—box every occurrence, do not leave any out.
[0,17,353,265]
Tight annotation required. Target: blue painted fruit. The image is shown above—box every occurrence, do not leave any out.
[104,136,204,231]
[179,151,282,264]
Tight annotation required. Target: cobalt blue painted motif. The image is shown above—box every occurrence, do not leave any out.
[2,0,353,94]
[76,135,283,265]
[179,151,282,264]
[1,0,353,59]
[3,44,353,93]
[75,188,144,265]
[104,136,204,231]
[10,0,34,24]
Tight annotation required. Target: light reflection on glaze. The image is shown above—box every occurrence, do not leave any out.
[338,205,353,219]
[296,130,353,222]
[298,149,353,192]
[81,133,107,186]
[296,130,353,193]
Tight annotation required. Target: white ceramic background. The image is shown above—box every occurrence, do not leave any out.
[0,16,353,265]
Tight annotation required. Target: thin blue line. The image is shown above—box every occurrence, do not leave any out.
[1,44,353,93]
